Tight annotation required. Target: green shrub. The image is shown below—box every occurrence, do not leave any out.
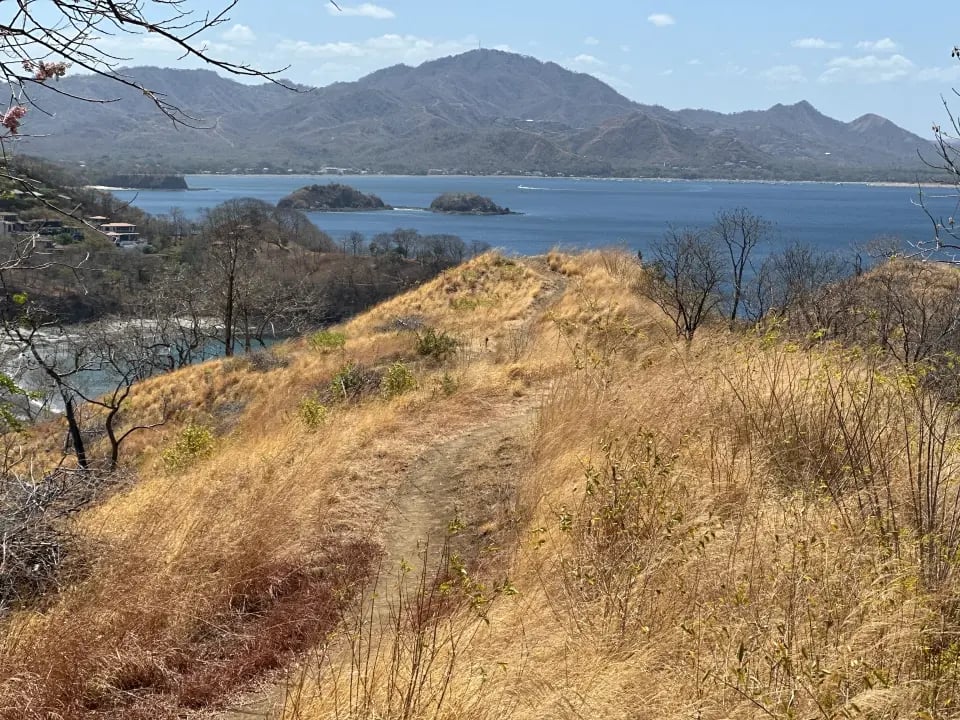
[437,372,458,396]
[309,329,346,353]
[381,362,417,399]
[416,328,460,362]
[162,423,214,470]
[298,396,329,429]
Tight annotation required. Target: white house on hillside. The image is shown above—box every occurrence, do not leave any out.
[98,222,140,247]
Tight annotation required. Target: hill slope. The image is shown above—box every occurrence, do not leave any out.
[1,251,959,718]
[16,50,933,179]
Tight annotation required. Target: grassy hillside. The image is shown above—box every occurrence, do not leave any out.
[1,251,958,718]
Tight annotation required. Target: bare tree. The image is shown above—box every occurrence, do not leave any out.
[915,47,960,260]
[769,241,850,330]
[842,259,960,367]
[128,270,215,370]
[4,314,169,470]
[344,231,367,256]
[199,199,269,356]
[641,227,724,341]
[195,198,334,355]
[710,208,772,325]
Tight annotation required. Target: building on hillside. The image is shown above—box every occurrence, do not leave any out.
[0,212,25,235]
[98,221,141,247]
[33,218,65,235]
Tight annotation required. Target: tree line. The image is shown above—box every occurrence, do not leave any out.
[640,207,885,341]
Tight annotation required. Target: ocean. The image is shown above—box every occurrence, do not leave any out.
[29,173,945,405]
[119,174,953,259]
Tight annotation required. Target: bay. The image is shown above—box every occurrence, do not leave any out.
[119,175,952,258]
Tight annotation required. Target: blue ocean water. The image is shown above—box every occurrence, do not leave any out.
[119,175,955,258]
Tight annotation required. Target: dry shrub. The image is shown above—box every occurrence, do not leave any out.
[553,428,717,645]
[0,444,381,720]
[723,335,960,591]
[0,468,107,616]
[290,541,508,720]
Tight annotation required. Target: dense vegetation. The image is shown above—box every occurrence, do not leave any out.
[277,183,390,211]
[429,192,511,214]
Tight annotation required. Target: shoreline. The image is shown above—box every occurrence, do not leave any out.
[159,173,952,189]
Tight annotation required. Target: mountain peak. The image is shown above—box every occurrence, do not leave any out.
[355,48,637,129]
[848,112,893,129]
[768,100,820,115]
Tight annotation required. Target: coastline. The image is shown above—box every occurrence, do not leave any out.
[174,172,950,189]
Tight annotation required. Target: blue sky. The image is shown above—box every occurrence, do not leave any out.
[108,1,960,136]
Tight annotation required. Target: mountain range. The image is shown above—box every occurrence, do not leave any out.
[16,49,936,181]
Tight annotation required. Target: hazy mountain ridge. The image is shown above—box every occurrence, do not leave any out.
[17,49,934,179]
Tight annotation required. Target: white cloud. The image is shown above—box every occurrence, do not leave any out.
[792,37,841,50]
[277,33,481,78]
[221,24,256,45]
[281,39,365,58]
[584,36,599,46]
[647,13,676,27]
[704,61,747,77]
[688,58,702,66]
[856,38,899,53]
[570,53,604,68]
[620,44,631,53]
[660,69,673,76]
[326,3,395,19]
[819,54,914,83]
[916,65,960,83]
[762,64,807,83]
[97,32,182,57]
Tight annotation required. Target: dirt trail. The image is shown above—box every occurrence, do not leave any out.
[381,407,533,572]
[215,406,536,719]
[214,260,564,719]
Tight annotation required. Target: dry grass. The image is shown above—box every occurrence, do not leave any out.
[3,249,960,719]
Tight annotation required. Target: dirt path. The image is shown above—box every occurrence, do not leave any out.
[214,261,564,719]
[214,404,536,720]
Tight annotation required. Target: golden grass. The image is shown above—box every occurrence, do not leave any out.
[2,249,959,719]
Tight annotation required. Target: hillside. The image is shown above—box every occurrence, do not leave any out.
[1,250,959,718]
[15,50,934,180]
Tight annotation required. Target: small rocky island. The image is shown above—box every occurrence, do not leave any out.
[277,183,390,211]
[429,192,513,215]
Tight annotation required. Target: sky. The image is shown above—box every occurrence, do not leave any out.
[93,1,960,136]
